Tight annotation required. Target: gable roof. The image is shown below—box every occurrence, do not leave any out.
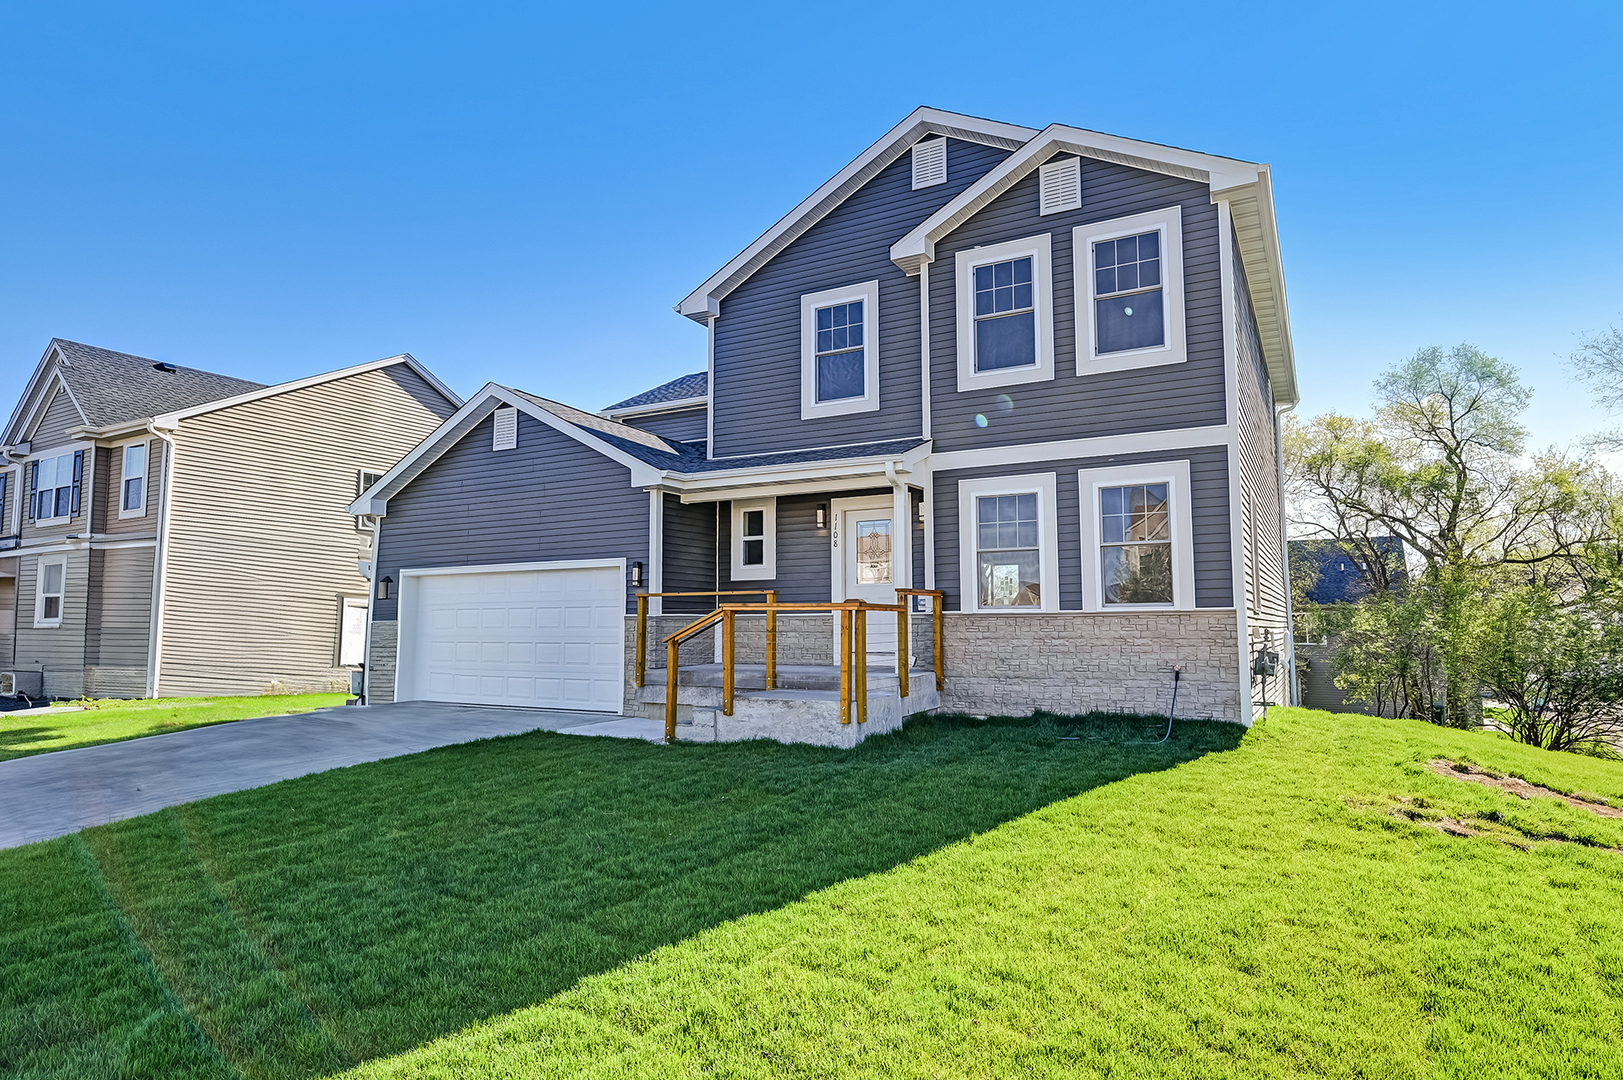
[889,123,1297,405]
[676,107,1039,323]
[6,339,266,443]
[603,372,709,415]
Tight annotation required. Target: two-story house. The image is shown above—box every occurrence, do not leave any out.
[352,107,1297,739]
[0,339,460,699]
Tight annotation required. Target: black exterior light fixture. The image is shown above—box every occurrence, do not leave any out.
[377,575,393,600]
[815,503,828,530]
[630,561,644,589]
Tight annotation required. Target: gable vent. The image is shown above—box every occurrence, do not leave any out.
[911,137,947,190]
[1038,157,1081,216]
[492,406,517,451]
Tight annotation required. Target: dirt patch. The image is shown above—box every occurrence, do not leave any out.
[1427,760,1623,818]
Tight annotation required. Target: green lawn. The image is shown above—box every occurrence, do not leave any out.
[0,695,350,761]
[4,709,1622,1079]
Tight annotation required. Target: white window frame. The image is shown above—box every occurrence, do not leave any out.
[337,596,369,667]
[730,497,777,581]
[28,447,85,527]
[954,233,1055,392]
[117,439,149,519]
[1078,460,1196,612]
[1074,206,1186,374]
[956,472,1060,614]
[800,280,880,420]
[34,554,67,628]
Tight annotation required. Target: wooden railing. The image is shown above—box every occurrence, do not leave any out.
[646,589,946,745]
[634,591,777,690]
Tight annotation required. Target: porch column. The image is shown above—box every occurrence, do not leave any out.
[891,480,912,590]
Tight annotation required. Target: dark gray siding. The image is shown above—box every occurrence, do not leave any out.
[929,158,1228,452]
[621,406,708,445]
[932,447,1233,612]
[713,488,897,602]
[374,411,648,617]
[711,138,1013,458]
[661,495,717,615]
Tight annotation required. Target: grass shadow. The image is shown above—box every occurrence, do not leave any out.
[0,725,59,759]
[4,711,1241,1079]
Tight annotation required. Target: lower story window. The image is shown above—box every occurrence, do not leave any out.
[1099,483,1172,605]
[36,557,66,626]
[976,493,1040,607]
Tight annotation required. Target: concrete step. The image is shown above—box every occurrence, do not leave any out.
[631,673,942,748]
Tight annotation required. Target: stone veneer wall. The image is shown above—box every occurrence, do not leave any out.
[939,611,1242,724]
[366,620,398,705]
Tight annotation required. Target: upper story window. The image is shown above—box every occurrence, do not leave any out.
[29,451,82,524]
[954,234,1054,392]
[1078,461,1195,611]
[1074,206,1186,374]
[956,472,1059,613]
[730,497,777,580]
[120,442,147,517]
[800,281,879,420]
[815,301,865,401]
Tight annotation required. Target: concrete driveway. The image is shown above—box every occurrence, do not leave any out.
[0,701,665,849]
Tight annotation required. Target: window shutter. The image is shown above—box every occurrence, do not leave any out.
[911,137,947,190]
[26,462,36,522]
[0,474,7,531]
[70,451,83,515]
[492,407,518,451]
[1038,157,1081,216]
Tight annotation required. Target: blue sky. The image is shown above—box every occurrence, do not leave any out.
[1,1,1619,448]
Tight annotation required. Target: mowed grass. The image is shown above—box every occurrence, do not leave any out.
[0,695,349,761]
[3,710,1622,1079]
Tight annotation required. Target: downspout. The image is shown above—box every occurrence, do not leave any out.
[144,422,178,699]
[1276,401,1299,705]
[360,516,383,705]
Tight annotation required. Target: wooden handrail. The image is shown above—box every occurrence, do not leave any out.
[653,591,947,744]
[636,590,775,690]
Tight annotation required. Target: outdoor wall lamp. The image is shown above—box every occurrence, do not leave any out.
[815,504,828,530]
[630,561,644,588]
[377,575,392,600]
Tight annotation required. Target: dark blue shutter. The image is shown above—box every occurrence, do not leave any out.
[70,451,83,516]
[26,461,36,522]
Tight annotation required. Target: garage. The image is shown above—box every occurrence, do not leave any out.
[397,561,626,712]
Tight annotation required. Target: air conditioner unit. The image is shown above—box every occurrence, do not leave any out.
[0,671,44,698]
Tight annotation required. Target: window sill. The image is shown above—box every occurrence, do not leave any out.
[117,509,147,520]
[800,394,879,421]
[956,362,1054,393]
[1078,345,1187,376]
[33,621,63,629]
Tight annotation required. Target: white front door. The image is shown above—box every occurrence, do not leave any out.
[833,497,899,657]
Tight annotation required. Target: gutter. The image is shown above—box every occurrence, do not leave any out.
[144,421,178,699]
[1275,400,1300,706]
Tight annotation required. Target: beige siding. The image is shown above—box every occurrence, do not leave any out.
[158,365,455,695]
[15,550,90,699]
[84,547,155,697]
[0,573,15,666]
[99,438,164,537]
[27,387,86,451]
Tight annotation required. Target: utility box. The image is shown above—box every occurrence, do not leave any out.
[0,671,45,699]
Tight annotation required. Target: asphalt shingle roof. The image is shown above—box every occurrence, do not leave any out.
[605,372,708,412]
[49,339,266,428]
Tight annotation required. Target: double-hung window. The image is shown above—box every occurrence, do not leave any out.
[800,282,879,419]
[36,556,67,627]
[1075,207,1185,373]
[29,452,82,523]
[955,234,1054,391]
[957,473,1059,613]
[1078,462,1195,610]
[730,497,777,580]
[120,442,147,516]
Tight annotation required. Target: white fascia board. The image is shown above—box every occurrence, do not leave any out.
[890,124,1264,273]
[928,425,1231,473]
[599,396,709,421]
[676,107,1039,322]
[2,344,75,446]
[349,385,669,515]
[1221,167,1298,406]
[149,354,461,429]
[668,442,930,501]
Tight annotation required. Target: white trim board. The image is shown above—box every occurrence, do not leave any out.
[800,280,881,420]
[929,425,1230,473]
[954,233,1056,392]
[1074,206,1187,375]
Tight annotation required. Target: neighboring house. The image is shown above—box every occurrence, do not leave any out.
[1289,536,1409,714]
[0,339,460,699]
[354,107,1297,729]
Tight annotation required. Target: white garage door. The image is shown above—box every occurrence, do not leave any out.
[401,563,625,711]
